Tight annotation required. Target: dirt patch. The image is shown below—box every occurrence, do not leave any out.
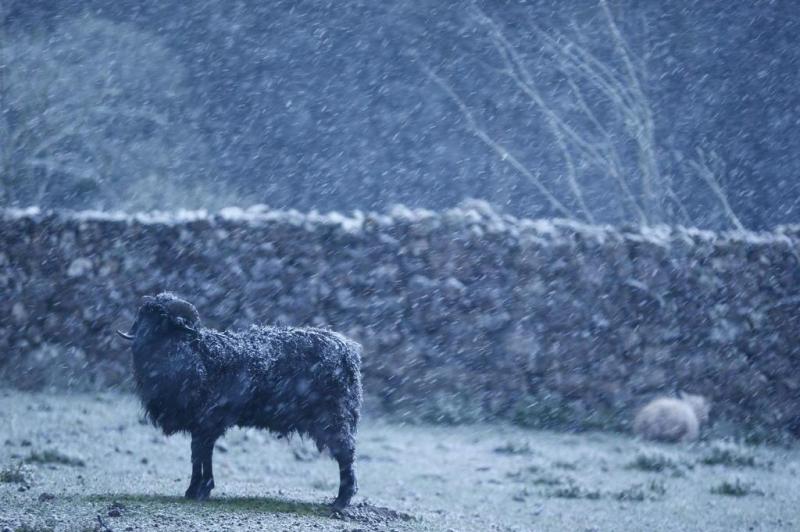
[338,501,417,526]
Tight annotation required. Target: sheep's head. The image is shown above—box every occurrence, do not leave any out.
[680,392,711,424]
[117,292,201,341]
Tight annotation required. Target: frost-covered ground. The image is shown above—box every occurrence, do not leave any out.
[1,391,798,532]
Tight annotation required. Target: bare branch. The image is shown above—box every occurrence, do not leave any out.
[476,12,595,223]
[420,62,574,218]
[688,149,746,231]
[428,2,737,229]
[474,6,659,224]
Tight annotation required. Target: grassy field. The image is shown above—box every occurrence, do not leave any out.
[1,391,798,531]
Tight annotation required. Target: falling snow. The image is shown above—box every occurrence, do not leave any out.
[2,2,800,531]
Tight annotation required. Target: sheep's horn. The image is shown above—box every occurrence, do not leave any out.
[117,330,134,340]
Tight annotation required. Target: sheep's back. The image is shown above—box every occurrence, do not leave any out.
[199,326,362,439]
[633,398,699,443]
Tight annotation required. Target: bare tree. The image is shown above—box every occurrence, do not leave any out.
[1,15,225,210]
[422,0,743,229]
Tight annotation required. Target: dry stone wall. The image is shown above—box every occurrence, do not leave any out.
[2,203,799,438]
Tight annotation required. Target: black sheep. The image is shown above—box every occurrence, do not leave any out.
[117,292,362,509]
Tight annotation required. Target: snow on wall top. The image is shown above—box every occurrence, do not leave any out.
[3,203,799,248]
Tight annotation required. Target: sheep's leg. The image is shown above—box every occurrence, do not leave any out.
[185,450,203,499]
[331,444,358,510]
[185,436,204,499]
[186,433,217,500]
[198,436,217,500]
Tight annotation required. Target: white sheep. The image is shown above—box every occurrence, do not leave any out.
[633,392,711,443]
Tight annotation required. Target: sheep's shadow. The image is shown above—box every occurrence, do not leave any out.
[87,493,330,517]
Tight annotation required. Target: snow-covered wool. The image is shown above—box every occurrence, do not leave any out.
[633,392,710,443]
[119,292,362,509]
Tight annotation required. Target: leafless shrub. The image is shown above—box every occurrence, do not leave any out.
[421,1,744,229]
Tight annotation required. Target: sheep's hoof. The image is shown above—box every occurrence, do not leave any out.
[197,479,215,501]
[185,479,214,501]
[331,494,353,512]
[184,483,200,500]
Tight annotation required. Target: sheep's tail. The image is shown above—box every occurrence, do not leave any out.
[339,335,363,386]
[344,338,363,426]
[324,330,363,424]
